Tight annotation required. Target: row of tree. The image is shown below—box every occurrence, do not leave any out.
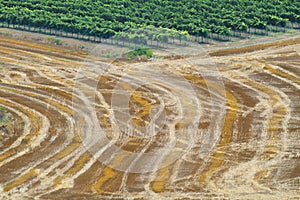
[0,0,299,40]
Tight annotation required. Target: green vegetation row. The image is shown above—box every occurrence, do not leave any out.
[0,0,300,40]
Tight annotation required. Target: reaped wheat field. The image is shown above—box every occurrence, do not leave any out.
[0,34,299,200]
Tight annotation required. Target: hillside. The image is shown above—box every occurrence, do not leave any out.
[0,32,299,200]
[0,1,300,199]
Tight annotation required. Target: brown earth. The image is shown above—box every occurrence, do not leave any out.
[0,30,299,200]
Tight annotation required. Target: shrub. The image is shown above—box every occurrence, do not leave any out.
[126,48,153,60]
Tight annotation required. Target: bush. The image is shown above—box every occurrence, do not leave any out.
[46,38,62,45]
[126,48,153,60]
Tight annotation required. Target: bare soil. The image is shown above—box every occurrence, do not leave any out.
[0,29,299,199]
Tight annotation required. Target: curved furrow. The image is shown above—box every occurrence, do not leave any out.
[94,74,169,192]
[0,36,299,199]
[0,38,101,197]
[0,86,93,195]
[171,78,263,192]
[0,37,86,60]
[212,71,291,194]
[36,73,124,197]
[0,95,46,166]
[0,56,75,88]
[121,75,197,192]
[0,103,28,150]
[0,47,51,65]
[0,52,97,194]
[0,89,63,173]
[133,65,223,193]
[0,67,82,185]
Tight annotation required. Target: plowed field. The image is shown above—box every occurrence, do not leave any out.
[0,36,299,199]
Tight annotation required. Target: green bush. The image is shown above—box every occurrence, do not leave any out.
[127,48,153,60]
[46,38,62,45]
